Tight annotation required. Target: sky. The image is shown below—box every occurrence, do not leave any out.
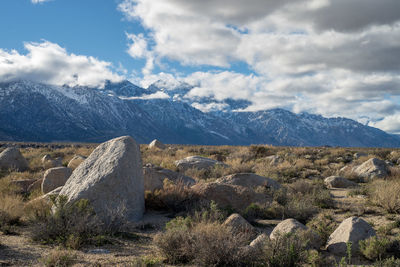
[0,0,400,133]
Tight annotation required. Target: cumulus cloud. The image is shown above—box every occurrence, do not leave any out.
[0,41,123,88]
[118,0,400,133]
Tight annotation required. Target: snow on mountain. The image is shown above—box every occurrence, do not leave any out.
[0,79,399,147]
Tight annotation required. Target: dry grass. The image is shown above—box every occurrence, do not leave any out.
[368,179,400,214]
[0,193,24,232]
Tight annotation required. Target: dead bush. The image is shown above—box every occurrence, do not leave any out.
[145,180,202,213]
[0,193,24,233]
[368,180,400,214]
[154,217,254,266]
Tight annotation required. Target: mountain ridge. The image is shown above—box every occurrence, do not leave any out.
[0,79,399,147]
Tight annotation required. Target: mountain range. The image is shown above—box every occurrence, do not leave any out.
[0,79,399,147]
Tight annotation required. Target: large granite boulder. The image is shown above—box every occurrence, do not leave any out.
[326,216,376,255]
[148,139,166,150]
[216,173,281,190]
[42,167,72,194]
[324,176,358,189]
[353,158,389,179]
[175,156,227,172]
[67,155,86,170]
[0,147,29,171]
[143,163,195,192]
[191,182,265,211]
[58,136,145,223]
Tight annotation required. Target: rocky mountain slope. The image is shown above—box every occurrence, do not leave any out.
[0,79,399,147]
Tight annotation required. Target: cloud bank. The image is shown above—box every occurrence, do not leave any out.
[0,41,123,88]
[119,0,400,133]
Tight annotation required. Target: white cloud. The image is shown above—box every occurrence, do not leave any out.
[0,41,124,88]
[119,91,170,100]
[31,0,52,4]
[118,0,400,133]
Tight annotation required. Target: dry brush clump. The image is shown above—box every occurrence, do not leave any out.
[368,179,400,214]
[154,215,256,266]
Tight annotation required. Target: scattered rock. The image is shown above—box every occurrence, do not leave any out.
[353,152,368,159]
[143,163,196,192]
[59,136,145,223]
[270,219,307,240]
[270,218,321,249]
[223,213,257,237]
[326,216,376,255]
[175,156,227,172]
[0,147,29,171]
[265,155,283,165]
[353,158,389,180]
[216,173,281,190]
[191,182,266,211]
[67,155,86,169]
[249,233,268,249]
[148,139,166,150]
[42,167,72,194]
[41,154,63,169]
[324,176,358,189]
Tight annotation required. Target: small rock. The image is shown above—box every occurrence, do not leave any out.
[67,155,86,170]
[148,139,166,150]
[353,152,368,159]
[143,163,195,192]
[324,176,358,189]
[223,213,257,237]
[270,219,307,240]
[265,155,283,166]
[326,216,376,255]
[175,156,227,172]
[0,147,29,171]
[216,173,281,190]
[353,158,389,180]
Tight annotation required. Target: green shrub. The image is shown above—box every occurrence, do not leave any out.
[359,236,390,261]
[31,195,111,249]
[373,256,400,267]
[154,215,255,266]
[307,212,337,245]
[264,232,308,267]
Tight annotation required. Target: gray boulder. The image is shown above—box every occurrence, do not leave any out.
[270,218,321,249]
[191,182,266,211]
[148,139,166,150]
[326,216,376,255]
[41,154,62,169]
[223,213,257,237]
[324,176,358,189]
[143,163,195,192]
[42,167,72,194]
[58,136,144,223]
[353,158,389,179]
[67,155,86,170]
[216,173,281,190]
[175,156,227,171]
[0,147,29,171]
[353,152,368,159]
[270,219,307,240]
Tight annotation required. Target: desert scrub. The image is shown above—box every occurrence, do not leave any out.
[145,179,202,213]
[307,211,337,245]
[368,179,400,214]
[263,232,309,267]
[154,218,254,266]
[359,236,390,261]
[0,193,24,233]
[40,248,76,267]
[31,195,110,249]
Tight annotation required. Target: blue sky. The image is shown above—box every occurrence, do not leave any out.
[0,0,400,133]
